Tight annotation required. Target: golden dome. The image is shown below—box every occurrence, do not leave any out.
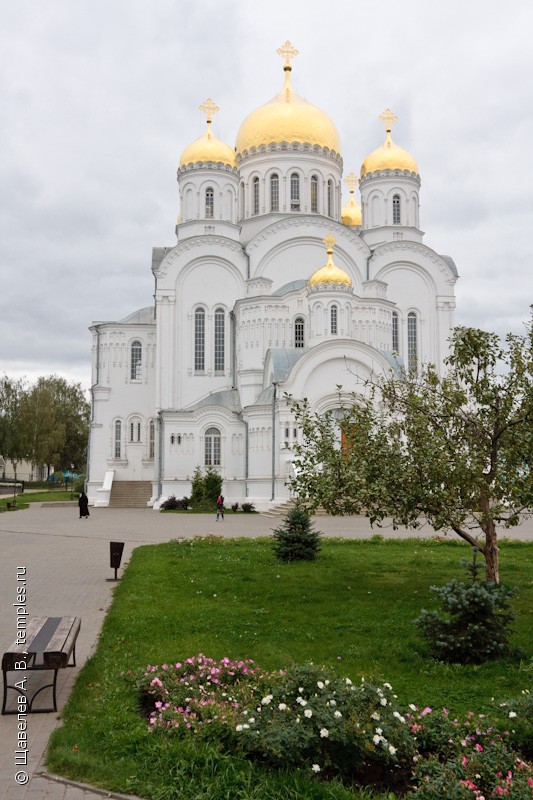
[361,108,418,177]
[180,98,236,169]
[309,235,352,288]
[236,41,341,156]
[341,173,362,227]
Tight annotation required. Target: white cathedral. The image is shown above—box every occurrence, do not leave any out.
[86,42,458,510]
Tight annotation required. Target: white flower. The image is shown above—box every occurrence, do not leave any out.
[373,734,381,745]
[380,698,388,706]
[388,745,397,755]
[248,718,255,724]
[311,764,320,773]
[304,709,313,718]
[384,682,392,690]
[236,723,249,732]
[334,710,342,718]
[325,680,330,686]
[278,703,287,711]
[320,728,329,738]
[371,712,381,721]
[409,703,417,711]
[236,724,243,732]
[299,687,304,692]
[330,699,336,706]
[317,681,324,689]
[509,711,517,718]
[296,696,307,706]
[393,711,406,723]
[345,678,352,685]
[261,694,273,705]
[376,727,383,735]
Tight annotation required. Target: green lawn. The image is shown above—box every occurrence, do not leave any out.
[0,490,74,510]
[47,536,533,799]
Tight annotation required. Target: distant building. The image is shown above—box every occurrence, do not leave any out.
[87,43,457,510]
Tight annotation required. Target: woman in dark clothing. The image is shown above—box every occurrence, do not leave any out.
[78,491,90,519]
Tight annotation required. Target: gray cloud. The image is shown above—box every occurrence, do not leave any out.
[1,0,532,390]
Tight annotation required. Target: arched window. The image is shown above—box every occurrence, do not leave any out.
[294,317,305,348]
[392,311,399,353]
[240,182,245,218]
[214,307,225,373]
[330,304,338,335]
[290,173,300,211]
[407,312,418,372]
[393,194,401,224]
[130,341,142,380]
[194,308,205,372]
[270,174,279,212]
[310,175,318,213]
[252,177,259,215]
[205,187,214,219]
[327,180,333,217]
[129,419,141,443]
[205,427,221,466]
[114,420,121,459]
[149,420,155,459]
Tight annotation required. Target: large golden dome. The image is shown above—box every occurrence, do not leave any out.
[309,235,352,288]
[180,98,236,169]
[361,108,418,177]
[236,42,341,156]
[341,173,362,227]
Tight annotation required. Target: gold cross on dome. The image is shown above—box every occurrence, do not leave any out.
[344,173,359,192]
[379,108,398,133]
[199,98,219,123]
[323,234,336,251]
[276,40,299,67]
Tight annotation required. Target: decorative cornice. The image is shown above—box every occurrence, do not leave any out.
[370,241,456,286]
[308,282,353,294]
[237,141,343,166]
[245,215,370,258]
[360,170,421,187]
[153,236,245,278]
[177,162,238,177]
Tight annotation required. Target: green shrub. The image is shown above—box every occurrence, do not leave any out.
[273,503,321,561]
[231,502,239,513]
[414,551,516,664]
[241,502,255,513]
[160,495,189,511]
[190,467,222,510]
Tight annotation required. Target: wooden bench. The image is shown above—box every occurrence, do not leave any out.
[2,616,80,714]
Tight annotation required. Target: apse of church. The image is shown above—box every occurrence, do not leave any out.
[87,42,458,510]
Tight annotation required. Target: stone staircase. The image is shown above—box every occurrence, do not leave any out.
[108,481,152,508]
[261,500,331,518]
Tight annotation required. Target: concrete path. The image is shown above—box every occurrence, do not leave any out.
[1,504,532,799]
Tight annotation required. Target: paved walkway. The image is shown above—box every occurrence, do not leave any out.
[1,504,532,799]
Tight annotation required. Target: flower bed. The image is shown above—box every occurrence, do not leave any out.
[137,656,533,797]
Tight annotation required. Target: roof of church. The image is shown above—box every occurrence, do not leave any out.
[439,255,459,277]
[272,279,308,296]
[119,306,155,324]
[270,347,308,383]
[188,389,242,413]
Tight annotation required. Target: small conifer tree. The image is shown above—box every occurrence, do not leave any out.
[273,502,321,562]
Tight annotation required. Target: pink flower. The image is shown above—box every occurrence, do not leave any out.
[421,707,432,716]
[462,756,469,767]
[475,743,484,752]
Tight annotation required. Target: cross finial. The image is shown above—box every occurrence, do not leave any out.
[323,234,336,253]
[199,98,219,123]
[344,173,359,192]
[276,40,299,69]
[379,108,398,133]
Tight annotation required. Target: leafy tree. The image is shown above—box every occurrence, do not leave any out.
[0,375,28,477]
[288,318,533,584]
[21,376,90,472]
[189,466,222,510]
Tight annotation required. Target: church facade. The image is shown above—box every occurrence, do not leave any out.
[86,42,458,510]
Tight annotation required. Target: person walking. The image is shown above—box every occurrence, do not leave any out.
[216,494,224,521]
[78,491,90,519]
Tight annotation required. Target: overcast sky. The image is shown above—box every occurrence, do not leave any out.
[1,1,532,391]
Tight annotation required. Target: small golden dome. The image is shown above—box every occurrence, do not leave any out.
[309,235,352,288]
[361,108,418,177]
[180,98,236,169]
[341,173,362,227]
[236,42,341,156]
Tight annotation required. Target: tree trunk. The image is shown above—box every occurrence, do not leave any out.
[482,519,500,584]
